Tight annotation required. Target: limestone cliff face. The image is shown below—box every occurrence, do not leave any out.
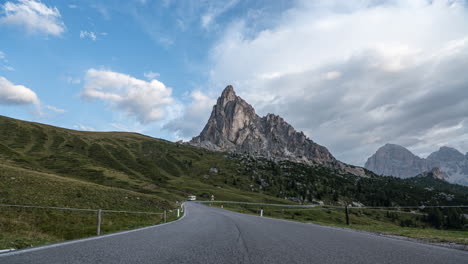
[191,85,366,176]
[427,146,468,186]
[365,144,468,186]
[364,144,431,179]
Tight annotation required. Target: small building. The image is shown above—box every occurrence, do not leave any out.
[187,195,196,201]
[210,194,215,201]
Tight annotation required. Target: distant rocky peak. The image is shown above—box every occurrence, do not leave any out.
[374,143,418,159]
[365,143,468,186]
[427,146,465,162]
[364,143,428,179]
[191,85,367,177]
[380,143,412,152]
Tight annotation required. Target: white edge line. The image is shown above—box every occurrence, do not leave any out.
[0,203,187,257]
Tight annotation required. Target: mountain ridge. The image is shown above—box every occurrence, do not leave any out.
[365,143,468,186]
[190,85,367,177]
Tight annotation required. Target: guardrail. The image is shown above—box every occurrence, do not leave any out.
[0,203,183,240]
[207,202,468,226]
[199,200,318,207]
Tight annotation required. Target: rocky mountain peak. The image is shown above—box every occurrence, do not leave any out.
[191,85,366,177]
[427,146,465,162]
[365,143,468,186]
[219,85,238,105]
[364,143,430,179]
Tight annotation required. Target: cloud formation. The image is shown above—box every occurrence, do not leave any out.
[82,69,174,124]
[164,90,215,139]
[0,76,39,105]
[74,124,95,131]
[144,71,160,80]
[174,0,468,165]
[201,0,239,29]
[0,0,65,36]
[80,30,97,41]
[46,105,65,113]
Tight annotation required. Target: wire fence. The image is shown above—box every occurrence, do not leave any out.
[0,203,183,250]
[208,202,468,229]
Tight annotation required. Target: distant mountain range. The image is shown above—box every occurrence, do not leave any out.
[365,144,468,186]
[190,85,366,177]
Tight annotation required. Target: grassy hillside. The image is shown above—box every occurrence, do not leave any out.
[0,163,174,249]
[0,115,291,204]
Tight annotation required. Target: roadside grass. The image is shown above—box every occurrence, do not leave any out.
[0,159,288,249]
[211,203,468,245]
[0,164,178,249]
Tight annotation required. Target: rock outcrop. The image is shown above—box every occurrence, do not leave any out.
[191,85,366,176]
[365,144,468,186]
[422,167,445,181]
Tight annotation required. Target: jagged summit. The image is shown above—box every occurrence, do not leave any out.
[221,85,236,98]
[191,85,366,176]
[365,143,468,186]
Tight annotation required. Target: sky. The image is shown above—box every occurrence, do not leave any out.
[1,0,468,166]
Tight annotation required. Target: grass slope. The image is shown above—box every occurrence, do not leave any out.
[212,203,468,245]
[0,115,291,204]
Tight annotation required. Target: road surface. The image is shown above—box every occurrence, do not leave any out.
[1,202,467,263]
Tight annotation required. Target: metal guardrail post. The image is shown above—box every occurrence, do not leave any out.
[96,209,102,235]
[345,205,350,225]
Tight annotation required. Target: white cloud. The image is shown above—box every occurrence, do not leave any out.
[80,30,97,41]
[46,105,65,113]
[201,0,239,29]
[144,71,160,80]
[0,51,14,71]
[323,71,341,80]
[0,0,65,36]
[68,4,78,9]
[66,76,81,84]
[109,122,145,134]
[198,0,468,165]
[164,90,216,139]
[74,124,95,131]
[0,76,39,105]
[2,65,14,71]
[82,69,174,124]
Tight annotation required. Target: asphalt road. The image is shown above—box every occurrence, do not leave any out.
[1,202,467,264]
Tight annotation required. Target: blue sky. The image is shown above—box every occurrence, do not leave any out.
[1,0,468,165]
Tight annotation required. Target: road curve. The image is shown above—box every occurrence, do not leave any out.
[1,202,467,264]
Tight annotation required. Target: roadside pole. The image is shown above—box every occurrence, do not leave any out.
[177,208,180,218]
[345,205,350,225]
[96,209,102,236]
[164,210,167,223]
[260,208,263,217]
